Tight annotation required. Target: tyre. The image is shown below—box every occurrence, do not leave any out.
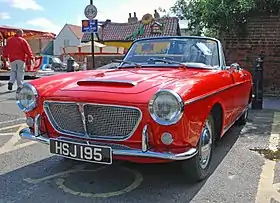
[236,107,248,125]
[181,114,215,183]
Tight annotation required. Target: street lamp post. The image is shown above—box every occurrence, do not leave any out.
[83,1,97,70]
[90,0,94,70]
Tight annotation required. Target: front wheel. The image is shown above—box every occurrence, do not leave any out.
[180,114,215,183]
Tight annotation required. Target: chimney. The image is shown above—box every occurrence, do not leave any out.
[128,13,132,23]
[128,12,138,23]
[131,12,138,23]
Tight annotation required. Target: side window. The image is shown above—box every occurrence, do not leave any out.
[64,39,70,47]
[49,58,53,64]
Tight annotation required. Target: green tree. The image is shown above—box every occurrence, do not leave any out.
[170,0,280,37]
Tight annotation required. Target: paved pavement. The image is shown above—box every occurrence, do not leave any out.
[0,79,279,203]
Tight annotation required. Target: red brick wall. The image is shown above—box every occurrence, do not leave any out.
[219,15,280,96]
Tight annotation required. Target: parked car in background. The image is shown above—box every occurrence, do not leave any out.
[40,55,79,72]
[49,56,66,71]
[16,36,252,183]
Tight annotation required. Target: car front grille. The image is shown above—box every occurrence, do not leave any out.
[43,101,142,140]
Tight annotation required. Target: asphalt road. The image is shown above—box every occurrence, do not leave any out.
[0,79,279,203]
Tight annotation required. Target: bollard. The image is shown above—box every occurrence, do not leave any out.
[251,54,264,109]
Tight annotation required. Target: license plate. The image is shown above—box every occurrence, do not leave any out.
[49,139,112,165]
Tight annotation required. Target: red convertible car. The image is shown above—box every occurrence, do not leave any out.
[17,36,252,182]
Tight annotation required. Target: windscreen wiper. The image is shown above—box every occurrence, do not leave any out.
[147,57,187,68]
[112,59,142,68]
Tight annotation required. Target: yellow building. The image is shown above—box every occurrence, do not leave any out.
[81,10,181,52]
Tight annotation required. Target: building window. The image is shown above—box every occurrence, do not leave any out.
[64,39,70,47]
[151,22,163,34]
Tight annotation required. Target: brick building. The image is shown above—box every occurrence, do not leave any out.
[219,15,280,96]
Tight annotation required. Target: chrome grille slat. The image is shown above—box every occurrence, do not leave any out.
[46,103,84,135]
[43,101,142,140]
[84,104,141,137]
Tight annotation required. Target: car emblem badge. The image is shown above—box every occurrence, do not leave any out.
[87,115,94,123]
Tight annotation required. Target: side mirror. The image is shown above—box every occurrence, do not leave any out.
[226,63,240,73]
[231,63,240,70]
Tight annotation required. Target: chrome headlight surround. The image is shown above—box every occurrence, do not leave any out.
[148,89,184,125]
[16,83,38,112]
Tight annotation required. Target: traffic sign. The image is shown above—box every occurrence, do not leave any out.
[84,4,97,20]
[82,19,98,33]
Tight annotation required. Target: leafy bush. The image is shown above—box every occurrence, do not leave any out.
[170,0,280,36]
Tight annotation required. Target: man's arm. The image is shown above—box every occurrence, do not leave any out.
[22,39,34,60]
[3,39,10,59]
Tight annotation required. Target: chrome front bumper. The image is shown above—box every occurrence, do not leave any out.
[19,115,198,161]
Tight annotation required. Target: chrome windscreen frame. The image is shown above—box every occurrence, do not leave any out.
[43,100,143,141]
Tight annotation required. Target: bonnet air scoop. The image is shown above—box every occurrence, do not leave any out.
[77,79,138,87]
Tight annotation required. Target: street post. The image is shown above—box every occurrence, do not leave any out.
[83,1,98,69]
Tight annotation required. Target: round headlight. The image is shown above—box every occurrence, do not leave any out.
[148,89,184,125]
[16,83,38,112]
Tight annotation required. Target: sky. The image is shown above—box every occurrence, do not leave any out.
[0,0,186,35]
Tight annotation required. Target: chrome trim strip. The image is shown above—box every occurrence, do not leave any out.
[34,114,40,137]
[127,36,223,70]
[43,100,143,141]
[78,103,89,137]
[184,81,249,105]
[19,126,49,145]
[77,79,138,86]
[112,147,197,160]
[78,103,90,144]
[18,127,198,161]
[141,125,148,152]
[217,40,223,70]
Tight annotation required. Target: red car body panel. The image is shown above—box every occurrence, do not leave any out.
[24,64,252,163]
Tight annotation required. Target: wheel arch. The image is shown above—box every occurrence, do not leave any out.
[248,88,252,104]
[209,102,224,141]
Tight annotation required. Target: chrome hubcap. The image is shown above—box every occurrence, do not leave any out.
[199,119,212,169]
